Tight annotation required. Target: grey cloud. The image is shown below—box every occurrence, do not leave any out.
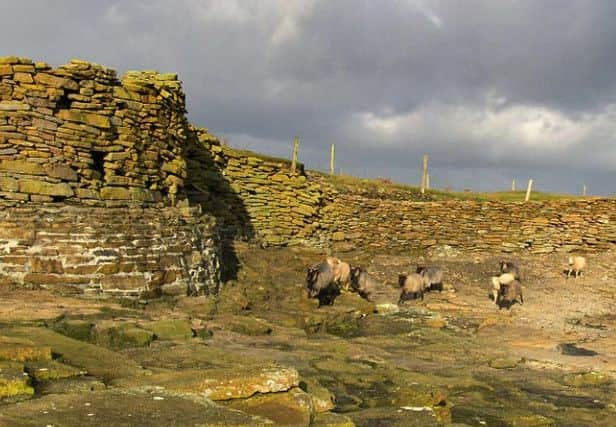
[2,0,616,194]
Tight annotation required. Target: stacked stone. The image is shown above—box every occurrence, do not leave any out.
[0,201,220,296]
[320,196,616,254]
[186,129,332,246]
[180,125,616,254]
[0,57,187,206]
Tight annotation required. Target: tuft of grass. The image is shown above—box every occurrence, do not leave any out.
[428,189,581,202]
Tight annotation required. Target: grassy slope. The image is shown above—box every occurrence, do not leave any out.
[214,142,583,202]
[311,171,582,202]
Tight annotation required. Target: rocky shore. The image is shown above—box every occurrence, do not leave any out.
[2,243,616,426]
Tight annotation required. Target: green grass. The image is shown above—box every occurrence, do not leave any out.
[214,138,585,202]
[311,171,583,202]
[428,189,581,202]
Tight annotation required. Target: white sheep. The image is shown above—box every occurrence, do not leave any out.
[326,256,351,290]
[491,273,516,305]
[567,256,586,278]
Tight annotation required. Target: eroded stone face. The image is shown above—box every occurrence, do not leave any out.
[0,56,188,205]
[0,203,221,296]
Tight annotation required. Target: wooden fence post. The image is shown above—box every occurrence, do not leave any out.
[524,179,533,202]
[291,136,299,173]
[330,143,335,176]
[420,155,429,194]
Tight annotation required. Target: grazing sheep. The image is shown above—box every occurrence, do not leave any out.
[416,266,444,292]
[497,279,524,309]
[567,256,586,278]
[499,260,521,280]
[305,262,339,306]
[326,256,351,290]
[349,266,378,301]
[491,273,516,306]
[398,273,426,303]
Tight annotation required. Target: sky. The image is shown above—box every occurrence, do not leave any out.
[2,0,616,194]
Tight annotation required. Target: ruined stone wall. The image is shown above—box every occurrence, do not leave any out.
[0,57,187,205]
[185,129,331,246]
[0,202,220,296]
[320,197,616,254]
[183,133,616,254]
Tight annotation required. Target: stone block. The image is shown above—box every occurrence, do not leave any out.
[0,176,18,192]
[0,159,46,175]
[18,179,73,197]
[100,274,148,291]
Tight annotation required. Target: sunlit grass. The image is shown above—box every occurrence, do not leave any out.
[312,171,585,202]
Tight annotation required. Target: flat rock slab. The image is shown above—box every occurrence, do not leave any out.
[2,327,144,380]
[36,376,106,396]
[24,359,84,382]
[348,406,438,427]
[226,387,314,427]
[113,364,300,400]
[0,388,274,426]
[312,412,356,427]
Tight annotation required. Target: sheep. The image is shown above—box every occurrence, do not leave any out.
[567,256,586,278]
[349,266,378,301]
[305,262,339,306]
[499,260,521,280]
[491,273,516,306]
[416,266,444,292]
[497,279,524,309]
[326,256,351,291]
[398,273,426,303]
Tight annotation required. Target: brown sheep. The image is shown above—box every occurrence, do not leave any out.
[349,266,378,301]
[305,262,339,306]
[398,273,426,303]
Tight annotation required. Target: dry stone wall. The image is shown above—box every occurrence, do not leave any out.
[185,129,331,246]
[320,196,616,254]
[0,56,187,205]
[184,130,616,255]
[0,202,220,296]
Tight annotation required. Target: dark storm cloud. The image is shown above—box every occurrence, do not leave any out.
[2,0,616,194]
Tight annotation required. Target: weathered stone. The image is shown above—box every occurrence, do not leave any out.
[140,319,193,341]
[100,275,148,291]
[34,72,78,89]
[312,413,356,427]
[56,109,111,128]
[2,327,143,380]
[47,163,78,181]
[100,186,154,201]
[18,179,73,197]
[0,389,274,426]
[30,257,64,274]
[12,72,33,83]
[0,101,30,111]
[0,176,18,192]
[562,371,612,388]
[93,322,154,350]
[113,364,300,401]
[227,387,314,427]
[24,359,83,382]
